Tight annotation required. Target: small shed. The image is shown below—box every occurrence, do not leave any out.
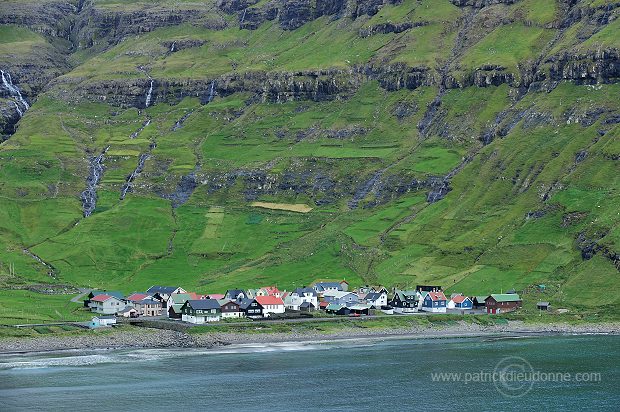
[299,301,315,312]
[90,315,117,328]
[348,304,371,315]
[118,307,138,318]
[326,304,350,316]
[537,301,550,311]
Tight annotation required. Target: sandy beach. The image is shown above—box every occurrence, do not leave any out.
[1,321,618,355]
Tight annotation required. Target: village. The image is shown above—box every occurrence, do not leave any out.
[84,280,542,328]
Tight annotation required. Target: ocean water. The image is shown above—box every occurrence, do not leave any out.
[0,335,618,411]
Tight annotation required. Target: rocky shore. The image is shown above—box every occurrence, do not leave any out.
[1,321,618,355]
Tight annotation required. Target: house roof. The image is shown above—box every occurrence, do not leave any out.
[313,282,343,291]
[91,294,117,303]
[474,295,488,302]
[225,289,246,298]
[238,298,261,310]
[427,291,447,301]
[118,307,137,313]
[365,292,384,301]
[488,294,522,302]
[126,293,148,302]
[323,290,354,299]
[319,301,330,308]
[185,299,221,310]
[169,304,183,311]
[293,287,317,297]
[326,303,345,311]
[207,293,225,300]
[218,299,240,308]
[258,286,281,295]
[537,301,550,306]
[349,304,371,310]
[95,315,116,320]
[138,298,161,305]
[451,295,471,304]
[255,296,284,306]
[89,290,124,299]
[147,286,179,295]
[395,290,417,300]
[170,293,192,303]
[299,301,315,308]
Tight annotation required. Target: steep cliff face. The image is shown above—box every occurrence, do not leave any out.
[0,0,619,299]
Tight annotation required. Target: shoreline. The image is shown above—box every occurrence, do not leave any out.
[1,321,619,356]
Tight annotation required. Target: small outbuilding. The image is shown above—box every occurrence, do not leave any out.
[90,315,117,328]
[326,304,350,316]
[537,301,550,311]
[299,301,315,312]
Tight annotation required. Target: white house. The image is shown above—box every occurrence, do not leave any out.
[90,294,126,314]
[255,296,285,316]
[180,299,221,324]
[364,291,388,308]
[90,315,117,328]
[284,287,318,310]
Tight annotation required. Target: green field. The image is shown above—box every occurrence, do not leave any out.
[0,0,619,321]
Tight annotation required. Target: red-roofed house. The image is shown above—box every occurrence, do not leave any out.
[256,286,283,298]
[90,294,126,314]
[447,294,473,310]
[421,291,447,313]
[125,293,148,303]
[206,294,225,300]
[255,296,285,316]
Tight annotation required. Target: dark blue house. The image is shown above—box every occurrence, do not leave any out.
[422,291,447,313]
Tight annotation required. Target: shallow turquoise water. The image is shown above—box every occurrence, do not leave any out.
[0,335,618,411]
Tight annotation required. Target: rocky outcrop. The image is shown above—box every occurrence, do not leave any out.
[0,0,76,38]
[233,0,403,31]
[72,3,226,49]
[162,40,206,53]
[450,0,520,7]
[50,63,437,108]
[359,21,427,38]
[462,65,516,87]
[547,49,620,83]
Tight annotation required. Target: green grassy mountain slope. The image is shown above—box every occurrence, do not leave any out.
[0,0,619,321]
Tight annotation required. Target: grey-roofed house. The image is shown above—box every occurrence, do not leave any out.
[364,291,388,308]
[299,301,315,312]
[239,298,264,318]
[284,287,318,311]
[224,289,247,301]
[312,282,343,297]
[146,286,186,307]
[181,299,221,324]
[323,291,359,307]
[134,298,163,317]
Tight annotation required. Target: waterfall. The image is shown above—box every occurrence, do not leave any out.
[208,81,216,102]
[1,70,29,117]
[170,41,176,52]
[13,101,23,117]
[80,146,109,217]
[145,80,154,108]
[130,119,151,139]
[241,9,247,23]
[120,153,150,200]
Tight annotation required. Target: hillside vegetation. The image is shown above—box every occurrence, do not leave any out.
[0,0,618,321]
